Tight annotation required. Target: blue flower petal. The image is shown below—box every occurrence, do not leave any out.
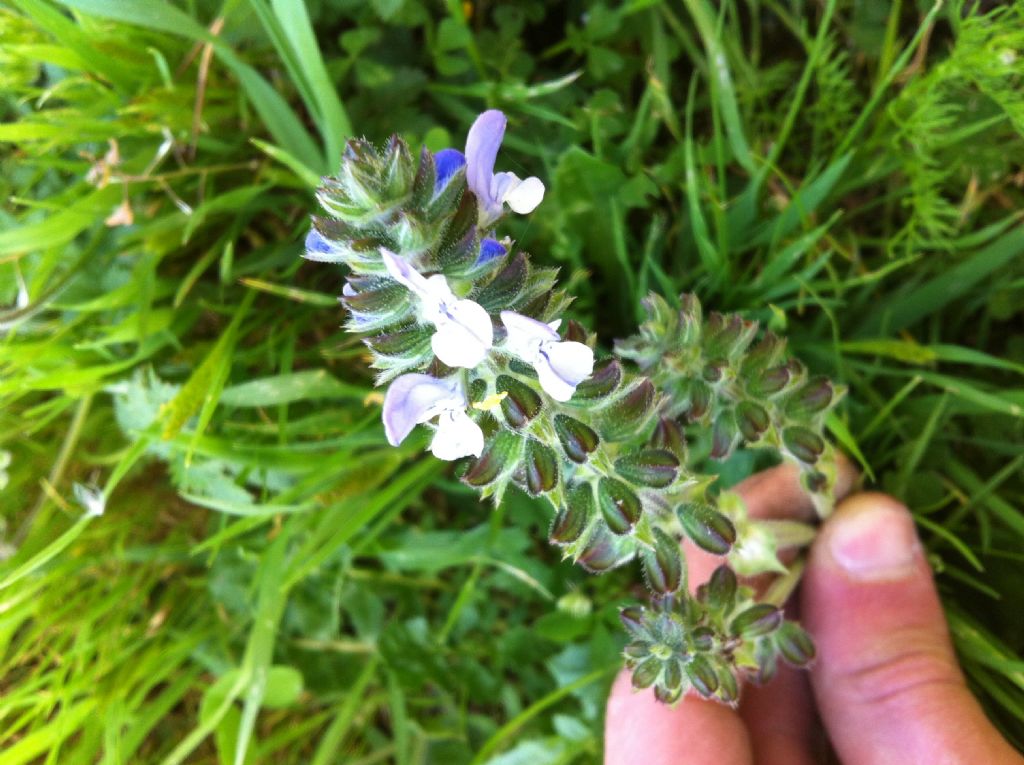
[305,228,333,254]
[433,149,466,192]
[476,238,507,265]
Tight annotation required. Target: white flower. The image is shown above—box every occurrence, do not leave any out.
[716,491,790,576]
[728,522,786,576]
[465,110,545,224]
[73,482,106,517]
[381,250,493,369]
[382,374,484,461]
[500,311,594,402]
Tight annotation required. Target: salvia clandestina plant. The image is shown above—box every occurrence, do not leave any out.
[302,110,846,705]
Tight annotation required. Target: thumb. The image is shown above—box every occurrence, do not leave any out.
[802,493,1021,764]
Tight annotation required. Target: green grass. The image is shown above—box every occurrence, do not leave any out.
[2,0,1023,761]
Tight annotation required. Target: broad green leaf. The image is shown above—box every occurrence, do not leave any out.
[220,370,368,407]
[0,186,119,256]
[160,292,254,440]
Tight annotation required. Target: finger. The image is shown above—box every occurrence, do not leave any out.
[605,670,752,765]
[802,493,1022,764]
[732,459,857,765]
[739,664,824,765]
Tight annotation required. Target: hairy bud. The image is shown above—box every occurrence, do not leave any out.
[680,503,736,554]
[615,449,679,488]
[729,604,783,638]
[774,621,816,666]
[463,430,521,488]
[686,655,719,697]
[785,376,834,417]
[523,439,558,495]
[735,400,770,442]
[783,426,825,464]
[632,656,662,689]
[576,525,622,572]
[600,379,656,442]
[597,477,642,534]
[572,357,622,400]
[649,417,687,459]
[497,375,542,429]
[702,564,738,610]
[554,414,600,463]
[550,483,592,544]
[641,528,684,594]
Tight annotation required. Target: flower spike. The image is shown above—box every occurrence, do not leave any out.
[305,113,844,709]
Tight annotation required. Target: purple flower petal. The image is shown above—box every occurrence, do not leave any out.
[382,373,463,447]
[305,228,333,255]
[465,110,506,209]
[476,238,507,265]
[433,148,466,192]
[501,310,560,348]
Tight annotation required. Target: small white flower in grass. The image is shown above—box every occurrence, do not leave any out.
[383,374,484,461]
[466,110,545,224]
[500,311,594,402]
[73,482,106,517]
[0,450,11,492]
[381,249,493,369]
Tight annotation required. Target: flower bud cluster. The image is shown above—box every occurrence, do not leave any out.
[621,565,816,705]
[303,111,842,705]
[617,293,846,516]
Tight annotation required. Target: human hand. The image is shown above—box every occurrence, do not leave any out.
[605,462,1023,764]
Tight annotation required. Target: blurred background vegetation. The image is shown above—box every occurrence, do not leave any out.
[1,0,1023,762]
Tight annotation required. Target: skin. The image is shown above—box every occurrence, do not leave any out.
[605,461,1024,765]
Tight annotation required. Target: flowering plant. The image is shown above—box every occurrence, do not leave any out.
[304,111,844,704]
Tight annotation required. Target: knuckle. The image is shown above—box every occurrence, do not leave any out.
[839,629,964,708]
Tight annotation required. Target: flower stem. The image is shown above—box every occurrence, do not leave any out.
[763,555,806,608]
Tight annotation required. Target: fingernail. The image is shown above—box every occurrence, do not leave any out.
[828,501,919,581]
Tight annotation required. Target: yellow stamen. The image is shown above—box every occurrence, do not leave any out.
[472,391,508,411]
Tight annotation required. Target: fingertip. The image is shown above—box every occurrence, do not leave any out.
[815,492,920,582]
[803,492,1017,763]
[605,671,752,765]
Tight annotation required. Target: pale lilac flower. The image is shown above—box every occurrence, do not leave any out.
[383,373,484,460]
[500,311,594,402]
[465,110,545,223]
[381,250,493,368]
